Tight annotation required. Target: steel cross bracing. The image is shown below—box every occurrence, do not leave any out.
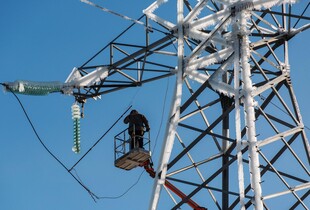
[70,15,178,100]
[72,0,309,209]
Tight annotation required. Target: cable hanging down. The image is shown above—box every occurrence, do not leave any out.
[1,83,137,201]
[1,83,98,201]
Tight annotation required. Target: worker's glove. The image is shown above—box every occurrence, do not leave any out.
[146,127,150,132]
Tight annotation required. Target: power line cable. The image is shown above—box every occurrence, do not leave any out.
[79,12,173,68]
[80,0,170,36]
[293,2,310,28]
[98,170,145,199]
[152,77,170,153]
[81,0,145,26]
[69,105,132,171]
[259,94,310,131]
[127,87,141,108]
[1,83,150,202]
[1,83,99,200]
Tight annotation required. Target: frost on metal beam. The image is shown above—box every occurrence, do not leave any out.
[4,80,66,96]
[3,67,109,96]
[258,126,304,147]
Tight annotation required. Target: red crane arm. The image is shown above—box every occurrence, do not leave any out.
[142,161,207,210]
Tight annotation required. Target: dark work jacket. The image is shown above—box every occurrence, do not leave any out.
[124,113,149,132]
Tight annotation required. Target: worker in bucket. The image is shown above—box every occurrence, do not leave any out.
[124,109,150,149]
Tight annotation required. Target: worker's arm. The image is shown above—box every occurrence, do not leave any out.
[142,115,150,131]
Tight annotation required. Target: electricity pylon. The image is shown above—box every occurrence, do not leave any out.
[5,0,309,209]
[144,1,310,209]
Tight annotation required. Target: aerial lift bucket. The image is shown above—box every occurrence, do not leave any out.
[114,128,151,170]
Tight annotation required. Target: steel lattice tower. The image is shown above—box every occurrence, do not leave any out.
[58,0,310,209]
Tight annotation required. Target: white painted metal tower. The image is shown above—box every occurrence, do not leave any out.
[4,0,309,209]
[143,0,310,209]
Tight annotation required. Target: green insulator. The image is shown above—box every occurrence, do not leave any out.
[4,80,65,95]
[73,119,81,153]
[73,131,81,153]
[72,104,81,154]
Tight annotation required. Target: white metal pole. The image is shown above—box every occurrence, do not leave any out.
[239,9,263,210]
[148,0,184,209]
[233,14,246,210]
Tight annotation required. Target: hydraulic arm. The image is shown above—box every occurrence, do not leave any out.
[142,160,207,210]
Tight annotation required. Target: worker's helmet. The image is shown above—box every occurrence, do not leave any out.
[130,109,138,114]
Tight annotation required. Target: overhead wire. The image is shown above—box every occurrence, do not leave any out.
[89,86,149,200]
[127,87,142,109]
[69,104,132,171]
[79,0,177,156]
[293,2,310,28]
[1,83,99,201]
[0,0,207,204]
[0,83,144,202]
[74,0,177,199]
[81,0,145,26]
[1,82,159,201]
[152,77,171,153]
[79,6,175,194]
[259,94,310,131]
[80,0,174,67]
[78,9,173,69]
[81,0,171,36]
[99,67,172,200]
[2,0,310,202]
[1,84,69,171]
[94,78,168,200]
[97,170,145,199]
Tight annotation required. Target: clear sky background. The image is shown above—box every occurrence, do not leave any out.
[0,1,309,210]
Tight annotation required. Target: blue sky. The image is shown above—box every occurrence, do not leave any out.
[0,1,309,210]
